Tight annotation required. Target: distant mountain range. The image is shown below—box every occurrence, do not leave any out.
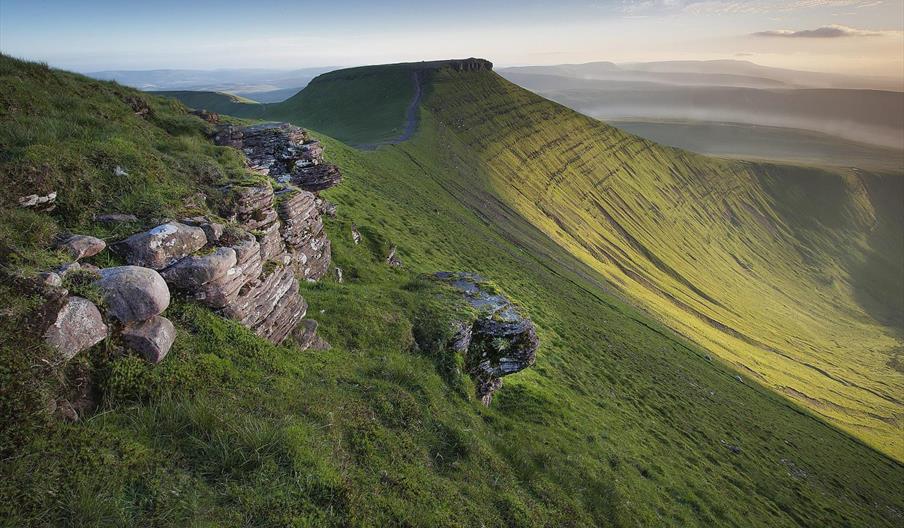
[87,66,335,102]
[498,60,904,150]
[500,59,903,91]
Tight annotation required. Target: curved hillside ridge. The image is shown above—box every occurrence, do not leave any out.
[408,67,903,457]
[159,59,495,146]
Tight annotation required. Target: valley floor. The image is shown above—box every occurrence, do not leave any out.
[611,120,904,171]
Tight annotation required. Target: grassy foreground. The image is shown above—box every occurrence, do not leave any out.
[1,55,903,526]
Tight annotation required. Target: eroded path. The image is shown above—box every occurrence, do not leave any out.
[357,70,423,150]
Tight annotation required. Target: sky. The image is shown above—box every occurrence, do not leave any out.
[1,0,902,77]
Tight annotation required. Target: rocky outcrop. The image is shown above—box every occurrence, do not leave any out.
[434,272,539,405]
[112,222,207,270]
[293,164,342,192]
[449,58,493,72]
[212,122,342,191]
[277,189,331,280]
[43,296,108,361]
[55,235,106,260]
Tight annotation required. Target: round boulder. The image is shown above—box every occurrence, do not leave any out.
[121,315,176,364]
[94,266,170,322]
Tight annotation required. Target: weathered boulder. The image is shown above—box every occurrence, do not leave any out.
[386,246,403,268]
[121,315,176,364]
[37,271,62,288]
[351,225,361,245]
[179,216,225,245]
[293,319,331,351]
[434,272,539,405]
[54,262,81,278]
[193,235,262,309]
[113,222,207,270]
[55,234,106,260]
[43,296,107,360]
[94,266,170,322]
[161,247,237,290]
[18,191,56,211]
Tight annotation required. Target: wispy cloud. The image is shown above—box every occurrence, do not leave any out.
[619,0,884,14]
[753,24,898,37]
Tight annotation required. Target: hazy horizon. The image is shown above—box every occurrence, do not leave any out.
[1,0,902,78]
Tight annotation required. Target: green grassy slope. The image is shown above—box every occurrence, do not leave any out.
[3,55,904,526]
[264,64,417,145]
[412,67,904,460]
[159,64,419,145]
[225,63,904,460]
[153,90,263,115]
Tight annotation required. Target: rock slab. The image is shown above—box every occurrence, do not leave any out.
[56,235,106,260]
[43,296,107,360]
[113,222,207,270]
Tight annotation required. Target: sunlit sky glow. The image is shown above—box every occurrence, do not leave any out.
[1,0,902,77]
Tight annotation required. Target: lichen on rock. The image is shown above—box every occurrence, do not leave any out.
[434,272,539,405]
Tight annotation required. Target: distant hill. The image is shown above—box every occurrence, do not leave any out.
[87,66,334,98]
[151,90,263,114]
[499,70,904,150]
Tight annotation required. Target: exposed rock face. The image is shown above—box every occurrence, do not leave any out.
[55,234,106,260]
[278,189,331,280]
[113,222,207,270]
[212,122,342,192]
[434,272,539,405]
[121,316,176,364]
[43,296,108,360]
[351,225,362,245]
[449,58,493,72]
[94,266,171,323]
[293,163,342,192]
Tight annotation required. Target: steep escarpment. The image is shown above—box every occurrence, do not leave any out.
[406,66,903,459]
